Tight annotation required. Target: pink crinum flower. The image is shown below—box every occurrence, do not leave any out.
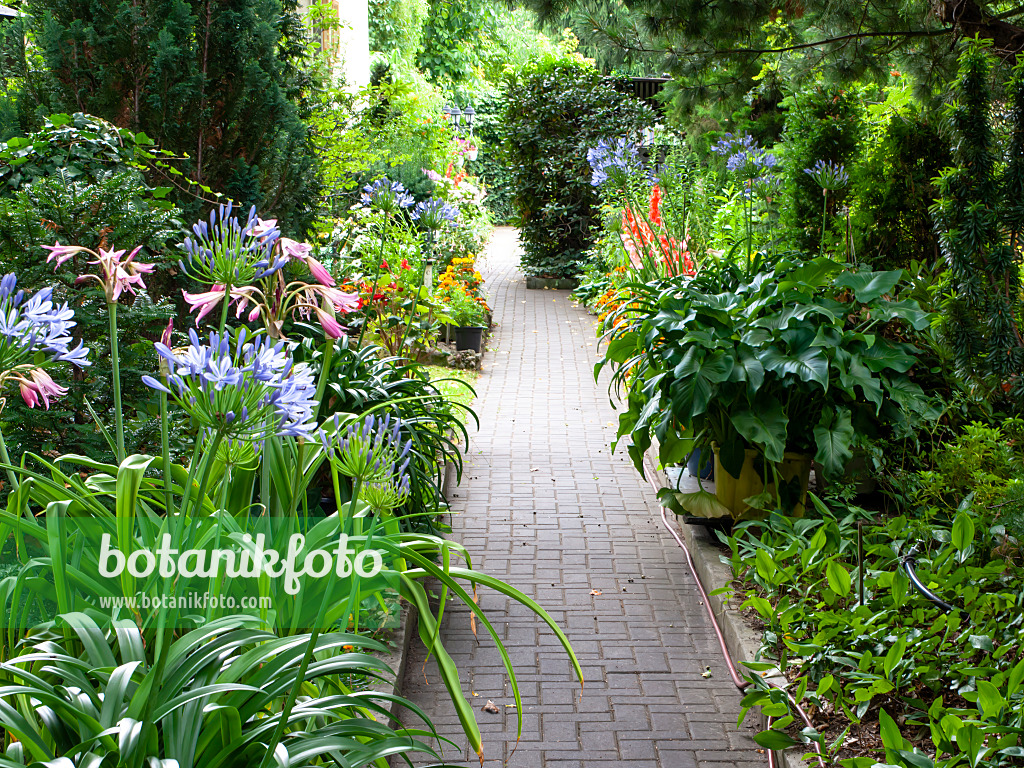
[46,242,156,303]
[16,367,68,409]
[255,218,336,287]
[182,285,263,324]
[293,285,362,339]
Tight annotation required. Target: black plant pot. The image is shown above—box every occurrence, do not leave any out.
[454,326,485,352]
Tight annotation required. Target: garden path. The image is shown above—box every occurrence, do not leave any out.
[399,227,765,767]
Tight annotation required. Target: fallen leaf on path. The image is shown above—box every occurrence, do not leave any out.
[482,700,500,714]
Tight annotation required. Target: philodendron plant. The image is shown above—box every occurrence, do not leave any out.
[598,257,935,515]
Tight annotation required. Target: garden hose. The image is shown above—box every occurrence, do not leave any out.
[901,544,970,622]
[642,455,827,768]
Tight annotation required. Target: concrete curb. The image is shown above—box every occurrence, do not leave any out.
[650,461,813,768]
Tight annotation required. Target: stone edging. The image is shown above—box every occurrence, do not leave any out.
[648,459,813,768]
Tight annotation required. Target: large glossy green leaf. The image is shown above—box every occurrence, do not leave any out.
[730,400,788,463]
[813,409,854,480]
[759,345,829,390]
[657,487,731,518]
[834,270,902,303]
[860,339,917,373]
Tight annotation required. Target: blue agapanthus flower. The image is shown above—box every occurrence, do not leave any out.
[587,137,640,187]
[319,413,412,485]
[143,328,316,440]
[804,159,850,191]
[714,133,778,180]
[411,199,460,230]
[180,202,285,288]
[361,178,415,213]
[0,273,89,370]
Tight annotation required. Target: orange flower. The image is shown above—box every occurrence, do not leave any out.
[648,185,663,226]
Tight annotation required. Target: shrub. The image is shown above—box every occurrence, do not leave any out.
[0,170,180,465]
[503,56,656,278]
[850,101,950,270]
[779,87,864,253]
[468,94,516,224]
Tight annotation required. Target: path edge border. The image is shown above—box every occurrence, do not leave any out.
[647,457,814,768]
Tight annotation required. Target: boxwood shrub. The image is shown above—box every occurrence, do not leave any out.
[503,57,655,278]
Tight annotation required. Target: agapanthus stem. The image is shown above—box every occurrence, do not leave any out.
[395,230,432,358]
[821,190,828,258]
[218,279,232,336]
[159,390,173,517]
[0,423,19,492]
[108,304,125,464]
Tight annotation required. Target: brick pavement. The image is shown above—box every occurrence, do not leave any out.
[399,227,765,767]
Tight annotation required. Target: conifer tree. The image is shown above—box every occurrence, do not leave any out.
[931,40,1024,399]
[14,0,321,233]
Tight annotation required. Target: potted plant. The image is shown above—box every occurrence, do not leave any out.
[598,256,934,519]
[438,282,488,352]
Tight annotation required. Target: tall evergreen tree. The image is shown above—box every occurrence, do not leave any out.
[518,0,1024,115]
[13,0,322,233]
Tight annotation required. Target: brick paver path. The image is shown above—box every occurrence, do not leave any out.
[400,227,765,767]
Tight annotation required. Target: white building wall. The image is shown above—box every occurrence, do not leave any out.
[337,0,370,91]
[296,0,369,91]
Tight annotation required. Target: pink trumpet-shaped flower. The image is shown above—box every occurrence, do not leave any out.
[316,307,345,339]
[305,256,335,286]
[327,288,361,314]
[43,242,86,269]
[253,217,278,238]
[18,367,68,409]
[280,236,335,287]
[182,285,263,325]
[75,245,156,303]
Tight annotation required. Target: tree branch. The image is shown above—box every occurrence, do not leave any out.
[712,28,953,56]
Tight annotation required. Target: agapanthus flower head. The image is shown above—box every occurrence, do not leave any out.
[361,473,412,514]
[714,133,777,181]
[142,327,316,440]
[804,159,850,191]
[180,203,285,288]
[588,137,640,187]
[319,413,413,485]
[750,174,783,200]
[0,272,89,409]
[412,199,460,230]
[73,245,155,303]
[362,178,415,214]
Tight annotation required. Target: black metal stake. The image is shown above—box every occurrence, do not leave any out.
[858,520,865,607]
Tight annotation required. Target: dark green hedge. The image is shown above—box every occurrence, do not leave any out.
[503,59,655,278]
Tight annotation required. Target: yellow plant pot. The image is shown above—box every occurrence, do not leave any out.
[712,447,812,519]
